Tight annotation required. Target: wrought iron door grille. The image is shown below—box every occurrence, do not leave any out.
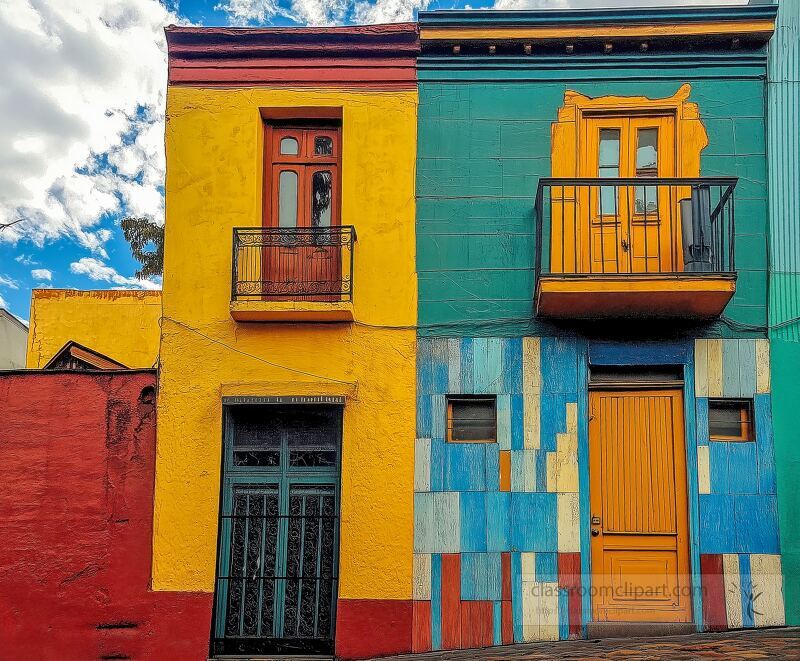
[534,177,737,278]
[232,226,355,301]
[214,483,339,656]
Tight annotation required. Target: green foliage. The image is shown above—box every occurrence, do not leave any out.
[121,216,164,279]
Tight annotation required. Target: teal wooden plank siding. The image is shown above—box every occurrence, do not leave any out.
[768,0,800,627]
[416,66,770,338]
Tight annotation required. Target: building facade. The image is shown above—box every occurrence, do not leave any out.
[2,5,798,660]
[0,308,27,369]
[412,5,784,651]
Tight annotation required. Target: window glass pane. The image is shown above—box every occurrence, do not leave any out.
[709,399,754,441]
[599,129,620,167]
[279,171,298,227]
[280,137,299,155]
[287,407,339,466]
[311,171,332,228]
[598,129,620,216]
[635,128,659,214]
[448,397,496,442]
[314,136,333,156]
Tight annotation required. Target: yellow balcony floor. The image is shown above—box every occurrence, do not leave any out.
[536,273,736,320]
[230,299,354,322]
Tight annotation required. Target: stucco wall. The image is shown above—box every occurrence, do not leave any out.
[26,289,162,369]
[0,311,27,369]
[0,371,211,660]
[416,71,769,337]
[156,86,418,656]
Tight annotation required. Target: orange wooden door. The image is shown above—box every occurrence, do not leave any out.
[578,116,677,274]
[588,388,692,623]
[264,127,341,300]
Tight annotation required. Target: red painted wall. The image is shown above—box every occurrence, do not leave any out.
[0,371,212,661]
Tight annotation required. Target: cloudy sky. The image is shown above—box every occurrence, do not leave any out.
[0,0,748,320]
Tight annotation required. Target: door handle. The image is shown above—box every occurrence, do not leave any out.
[591,528,600,537]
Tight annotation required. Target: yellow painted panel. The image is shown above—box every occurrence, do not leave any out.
[26,289,161,369]
[756,339,771,393]
[420,21,774,42]
[155,86,418,601]
[697,445,710,494]
[723,553,743,628]
[707,339,724,398]
[557,492,580,553]
[750,554,785,627]
[523,337,541,450]
[695,339,709,398]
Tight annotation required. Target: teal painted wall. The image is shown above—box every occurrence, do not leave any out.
[416,61,770,338]
[768,0,800,626]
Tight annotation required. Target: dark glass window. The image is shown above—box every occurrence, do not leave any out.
[447,396,497,443]
[709,399,754,442]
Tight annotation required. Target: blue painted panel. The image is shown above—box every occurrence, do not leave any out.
[445,442,487,491]
[485,443,501,491]
[535,552,558,583]
[487,338,504,392]
[699,494,735,553]
[511,492,558,552]
[418,394,432,439]
[418,339,433,395]
[696,398,710,447]
[728,442,758,494]
[431,553,442,650]
[493,600,503,645]
[754,394,777,494]
[734,494,780,554]
[559,588,570,640]
[461,552,503,601]
[460,491,487,553]
[740,553,755,628]
[722,340,741,397]
[709,441,729,494]
[540,393,568,452]
[430,437,446,492]
[486,491,511,551]
[474,337,490,393]
[504,337,523,394]
[575,340,592,636]
[541,336,578,394]
[536,448,548,493]
[738,340,757,397]
[432,339,449,394]
[511,393,525,451]
[587,339,691,366]
[432,394,446,441]
[511,552,523,642]
[510,449,525,493]
[447,337,462,392]
[460,336,474,393]
[497,395,512,450]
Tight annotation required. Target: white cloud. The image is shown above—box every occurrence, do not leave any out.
[69,257,161,290]
[0,275,19,289]
[31,268,52,281]
[218,0,425,26]
[0,294,7,309]
[0,0,177,254]
[15,254,37,266]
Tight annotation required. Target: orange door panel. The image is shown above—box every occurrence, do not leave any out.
[563,115,679,274]
[588,389,692,623]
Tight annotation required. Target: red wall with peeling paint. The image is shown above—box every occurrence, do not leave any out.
[0,371,213,661]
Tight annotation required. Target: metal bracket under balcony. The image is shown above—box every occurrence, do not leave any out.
[231,226,356,322]
[534,177,737,320]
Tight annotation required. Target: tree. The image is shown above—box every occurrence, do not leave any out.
[121,216,164,279]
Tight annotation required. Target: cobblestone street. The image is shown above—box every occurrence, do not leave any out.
[370,628,800,661]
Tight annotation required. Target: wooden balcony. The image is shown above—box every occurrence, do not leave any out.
[534,178,737,320]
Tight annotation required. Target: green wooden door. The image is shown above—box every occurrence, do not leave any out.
[212,405,341,656]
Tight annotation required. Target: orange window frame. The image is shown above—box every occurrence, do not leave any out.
[446,395,497,444]
[262,123,342,228]
[708,398,755,442]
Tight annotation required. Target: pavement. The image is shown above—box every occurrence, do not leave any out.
[368,628,800,661]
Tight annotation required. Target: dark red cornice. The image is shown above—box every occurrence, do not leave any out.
[166,23,419,88]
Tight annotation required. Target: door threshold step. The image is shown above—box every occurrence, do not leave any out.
[586,622,696,638]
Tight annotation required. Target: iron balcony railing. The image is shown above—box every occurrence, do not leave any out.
[232,226,356,302]
[534,177,737,279]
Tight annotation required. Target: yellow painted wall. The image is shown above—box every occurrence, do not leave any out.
[26,289,161,369]
[154,87,418,601]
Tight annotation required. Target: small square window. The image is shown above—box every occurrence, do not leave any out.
[708,399,754,442]
[447,395,497,443]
